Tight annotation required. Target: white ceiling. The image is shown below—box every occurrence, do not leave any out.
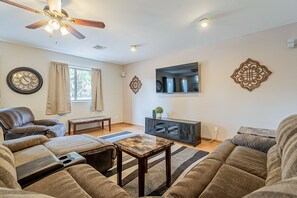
[1,0,297,65]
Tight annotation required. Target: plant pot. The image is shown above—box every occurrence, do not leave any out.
[156,113,162,119]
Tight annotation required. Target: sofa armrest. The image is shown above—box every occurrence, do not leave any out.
[32,119,60,126]
[8,126,48,134]
[16,155,64,187]
[3,135,49,152]
[232,134,276,153]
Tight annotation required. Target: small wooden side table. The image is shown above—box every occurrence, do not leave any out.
[114,134,174,197]
[68,116,111,135]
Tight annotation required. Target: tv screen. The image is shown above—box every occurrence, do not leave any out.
[156,62,200,93]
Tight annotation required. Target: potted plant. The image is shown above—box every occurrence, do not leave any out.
[155,106,163,119]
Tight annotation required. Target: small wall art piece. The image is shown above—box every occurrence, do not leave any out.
[129,76,142,94]
[231,58,272,92]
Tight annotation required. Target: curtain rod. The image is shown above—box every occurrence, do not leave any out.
[51,61,100,71]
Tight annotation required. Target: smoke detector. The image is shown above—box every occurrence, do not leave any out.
[93,45,107,50]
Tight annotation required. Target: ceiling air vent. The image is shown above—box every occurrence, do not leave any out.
[93,45,107,50]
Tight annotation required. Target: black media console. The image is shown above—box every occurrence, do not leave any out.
[145,117,201,146]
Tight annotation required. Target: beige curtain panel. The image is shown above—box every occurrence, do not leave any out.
[91,68,103,111]
[46,62,71,115]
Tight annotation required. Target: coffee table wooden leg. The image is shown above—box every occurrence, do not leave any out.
[166,146,171,187]
[144,158,148,173]
[117,149,123,187]
[139,158,145,197]
[73,124,77,135]
[68,121,71,135]
[102,121,104,129]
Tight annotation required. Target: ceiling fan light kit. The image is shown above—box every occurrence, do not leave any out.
[60,26,69,36]
[43,25,54,36]
[200,18,209,28]
[130,45,137,52]
[0,0,105,40]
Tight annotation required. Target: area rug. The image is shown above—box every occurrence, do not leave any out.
[100,131,138,142]
[101,132,209,197]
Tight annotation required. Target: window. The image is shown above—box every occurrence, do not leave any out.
[69,67,91,101]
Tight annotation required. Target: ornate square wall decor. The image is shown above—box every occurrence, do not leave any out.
[129,76,142,94]
[231,58,272,91]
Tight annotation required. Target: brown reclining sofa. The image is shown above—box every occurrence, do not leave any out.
[0,138,132,198]
[0,107,66,140]
[0,107,115,173]
[166,114,297,198]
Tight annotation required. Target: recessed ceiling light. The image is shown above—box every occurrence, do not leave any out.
[130,45,137,52]
[200,18,209,28]
[93,45,107,50]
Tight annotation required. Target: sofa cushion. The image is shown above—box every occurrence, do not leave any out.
[226,146,267,179]
[199,164,265,198]
[207,139,236,162]
[0,107,34,129]
[244,177,297,198]
[25,167,92,198]
[276,114,297,156]
[4,135,48,153]
[32,119,60,126]
[45,124,66,138]
[25,164,131,198]
[166,159,223,198]
[266,145,281,186]
[0,145,21,189]
[66,164,131,198]
[44,134,116,158]
[13,145,54,167]
[0,187,54,198]
[8,126,48,136]
[232,134,276,153]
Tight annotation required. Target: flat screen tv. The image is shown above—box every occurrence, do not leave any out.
[156,62,200,93]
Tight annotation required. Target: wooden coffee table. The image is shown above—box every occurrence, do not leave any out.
[114,134,174,197]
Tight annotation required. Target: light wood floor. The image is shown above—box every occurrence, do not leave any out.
[79,123,220,153]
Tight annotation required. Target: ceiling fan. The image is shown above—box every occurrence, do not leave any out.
[0,0,105,39]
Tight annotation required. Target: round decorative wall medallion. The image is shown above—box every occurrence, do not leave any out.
[129,76,142,94]
[6,67,43,94]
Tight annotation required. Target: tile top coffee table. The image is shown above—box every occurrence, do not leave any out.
[114,134,174,197]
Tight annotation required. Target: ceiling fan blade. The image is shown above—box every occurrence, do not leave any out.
[68,18,105,29]
[26,20,48,29]
[48,0,61,13]
[65,25,86,39]
[0,0,42,14]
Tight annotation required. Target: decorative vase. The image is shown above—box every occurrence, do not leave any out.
[152,110,156,119]
[156,113,162,119]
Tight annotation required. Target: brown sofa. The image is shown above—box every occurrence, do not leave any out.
[3,134,116,173]
[0,107,66,140]
[166,114,297,198]
[0,140,132,198]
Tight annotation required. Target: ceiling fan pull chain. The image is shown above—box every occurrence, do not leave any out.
[55,30,59,44]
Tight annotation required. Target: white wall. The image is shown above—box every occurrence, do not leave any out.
[0,41,124,128]
[123,23,297,141]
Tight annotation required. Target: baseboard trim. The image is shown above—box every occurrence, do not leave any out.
[201,137,222,143]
